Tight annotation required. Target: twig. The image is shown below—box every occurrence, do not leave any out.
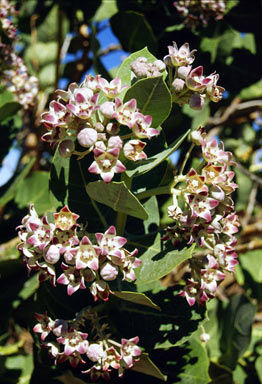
[236,162,262,187]
[241,182,258,228]
[98,44,122,57]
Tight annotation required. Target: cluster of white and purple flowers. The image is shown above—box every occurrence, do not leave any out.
[0,0,17,39]
[163,128,240,306]
[40,75,160,183]
[0,44,38,109]
[164,42,225,110]
[173,0,226,29]
[17,205,141,301]
[33,312,141,381]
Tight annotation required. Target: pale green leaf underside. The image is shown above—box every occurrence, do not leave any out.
[113,291,161,311]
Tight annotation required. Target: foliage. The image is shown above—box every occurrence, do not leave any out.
[1,0,262,383]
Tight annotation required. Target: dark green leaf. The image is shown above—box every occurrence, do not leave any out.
[133,233,195,285]
[220,294,256,370]
[15,171,54,214]
[114,291,161,311]
[86,180,149,220]
[124,76,172,127]
[255,356,262,383]
[110,11,157,54]
[131,353,166,381]
[0,157,35,209]
[143,196,159,234]
[126,130,190,178]
[94,0,118,21]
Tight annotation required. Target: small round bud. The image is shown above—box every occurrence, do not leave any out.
[43,245,60,264]
[94,122,105,132]
[100,101,115,118]
[177,65,192,79]
[86,343,104,362]
[100,262,119,281]
[200,333,210,343]
[153,59,166,72]
[77,128,97,147]
[106,122,120,135]
[172,78,185,93]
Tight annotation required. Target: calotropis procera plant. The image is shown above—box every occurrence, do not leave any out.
[40,41,224,183]
[16,40,240,382]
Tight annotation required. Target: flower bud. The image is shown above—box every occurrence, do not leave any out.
[43,245,60,264]
[58,140,75,158]
[108,135,123,149]
[172,78,185,93]
[100,101,115,118]
[106,122,120,135]
[100,262,119,281]
[94,122,105,132]
[190,126,206,145]
[200,333,210,343]
[153,60,166,72]
[77,128,97,148]
[163,55,172,67]
[177,65,192,79]
[189,93,205,110]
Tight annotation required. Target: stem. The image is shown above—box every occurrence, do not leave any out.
[116,173,132,236]
[136,185,171,200]
[168,66,173,87]
[73,147,93,160]
[179,143,195,176]
[120,133,133,140]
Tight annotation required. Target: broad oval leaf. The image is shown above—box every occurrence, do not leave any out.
[86,180,149,220]
[110,11,157,55]
[124,76,172,127]
[126,129,190,178]
[133,233,195,285]
[113,291,161,311]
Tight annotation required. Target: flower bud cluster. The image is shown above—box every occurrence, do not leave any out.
[164,42,225,110]
[17,205,141,301]
[163,128,240,306]
[130,56,166,79]
[0,44,38,108]
[41,75,160,183]
[0,0,17,38]
[173,0,226,29]
[33,312,142,381]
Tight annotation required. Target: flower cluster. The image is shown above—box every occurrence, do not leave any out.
[33,311,142,381]
[163,128,240,306]
[0,0,17,39]
[173,0,226,29]
[0,44,38,108]
[17,205,141,301]
[130,56,166,79]
[164,42,225,110]
[40,75,159,183]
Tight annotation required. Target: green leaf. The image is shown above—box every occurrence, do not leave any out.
[86,180,148,220]
[39,63,56,89]
[220,294,256,370]
[0,101,21,121]
[126,129,190,178]
[24,41,58,68]
[175,338,211,383]
[0,157,35,209]
[37,4,69,42]
[238,80,262,99]
[111,286,206,350]
[239,250,262,283]
[116,47,156,87]
[110,11,157,55]
[56,370,90,384]
[183,103,210,130]
[124,76,172,127]
[131,353,166,381]
[114,291,161,311]
[0,340,24,355]
[255,356,262,383]
[5,353,34,384]
[15,171,54,214]
[94,0,118,21]
[133,233,195,285]
[12,274,40,309]
[200,36,220,63]
[143,196,159,234]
